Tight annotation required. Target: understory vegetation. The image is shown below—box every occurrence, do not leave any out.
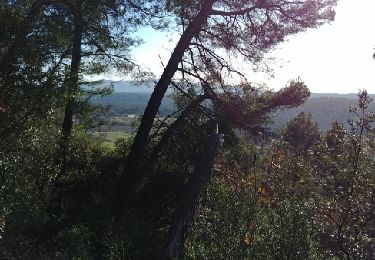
[1,0,375,259]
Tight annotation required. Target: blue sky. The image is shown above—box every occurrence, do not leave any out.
[118,0,375,94]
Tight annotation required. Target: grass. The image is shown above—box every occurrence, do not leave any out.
[109,116,134,126]
[91,131,130,149]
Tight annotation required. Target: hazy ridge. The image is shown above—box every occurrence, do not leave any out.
[90,81,375,131]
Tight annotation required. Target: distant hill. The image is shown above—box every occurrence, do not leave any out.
[272,94,375,131]
[90,88,375,131]
[90,92,175,116]
[310,93,375,99]
[110,80,154,93]
[87,80,174,93]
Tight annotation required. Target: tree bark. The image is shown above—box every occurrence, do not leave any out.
[58,7,83,179]
[167,131,221,259]
[115,0,215,213]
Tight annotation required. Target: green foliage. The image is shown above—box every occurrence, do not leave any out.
[306,91,375,259]
[216,79,311,134]
[187,135,318,259]
[282,112,320,152]
[0,115,59,257]
[5,1,375,259]
[186,91,375,259]
[91,131,131,149]
[187,176,257,259]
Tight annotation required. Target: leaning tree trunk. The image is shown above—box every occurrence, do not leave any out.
[114,0,215,213]
[167,129,222,259]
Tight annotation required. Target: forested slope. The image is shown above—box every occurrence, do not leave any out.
[91,92,375,131]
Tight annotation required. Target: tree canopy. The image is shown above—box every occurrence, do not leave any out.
[6,1,375,259]
[120,0,338,206]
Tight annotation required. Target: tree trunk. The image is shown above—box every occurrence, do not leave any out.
[167,131,222,259]
[114,0,215,213]
[57,8,82,179]
[48,6,82,219]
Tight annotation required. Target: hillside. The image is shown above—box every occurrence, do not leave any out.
[90,91,375,131]
[273,97,363,131]
[89,92,176,116]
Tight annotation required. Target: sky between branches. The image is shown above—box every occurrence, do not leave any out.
[121,0,375,94]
